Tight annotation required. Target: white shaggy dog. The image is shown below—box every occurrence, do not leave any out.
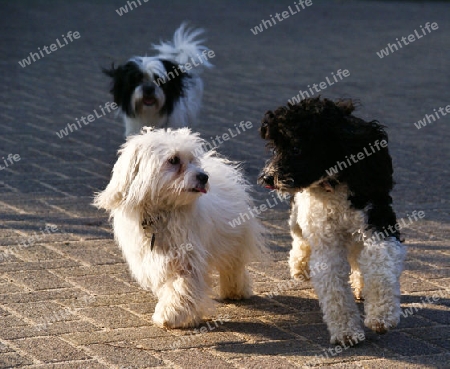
[94,128,264,328]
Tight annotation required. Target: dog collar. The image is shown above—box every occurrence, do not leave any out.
[150,233,156,250]
[142,214,165,251]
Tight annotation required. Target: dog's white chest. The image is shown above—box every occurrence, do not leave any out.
[293,185,365,239]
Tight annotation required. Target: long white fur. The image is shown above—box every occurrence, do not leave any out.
[152,23,213,67]
[94,128,265,328]
[289,184,406,345]
[123,24,212,137]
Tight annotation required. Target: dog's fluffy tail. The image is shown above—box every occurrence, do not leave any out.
[152,23,213,70]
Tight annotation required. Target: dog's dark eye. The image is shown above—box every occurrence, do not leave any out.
[168,156,180,165]
[292,147,301,155]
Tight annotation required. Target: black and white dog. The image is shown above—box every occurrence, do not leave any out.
[103,23,212,136]
[259,97,406,345]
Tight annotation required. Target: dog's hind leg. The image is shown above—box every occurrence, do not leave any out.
[289,201,311,279]
[347,236,364,300]
[359,237,406,334]
[289,231,311,280]
[218,258,252,300]
[309,239,365,345]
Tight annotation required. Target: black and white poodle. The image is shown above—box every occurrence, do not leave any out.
[259,97,406,345]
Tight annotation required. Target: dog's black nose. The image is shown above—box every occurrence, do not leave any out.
[262,175,274,186]
[143,85,155,96]
[196,172,209,185]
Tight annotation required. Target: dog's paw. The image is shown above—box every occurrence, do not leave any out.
[219,269,253,300]
[330,331,365,346]
[220,283,252,300]
[221,291,251,300]
[152,311,169,328]
[289,262,310,280]
[152,302,202,329]
[353,289,364,301]
[365,317,398,334]
[152,310,201,329]
[291,269,310,280]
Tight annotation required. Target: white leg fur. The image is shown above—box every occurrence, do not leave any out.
[218,257,252,300]
[292,187,365,344]
[347,238,364,300]
[359,237,406,333]
[309,238,365,345]
[152,271,213,328]
[290,185,404,344]
[219,225,263,299]
[289,201,312,279]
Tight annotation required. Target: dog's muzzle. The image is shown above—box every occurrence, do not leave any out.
[196,172,208,185]
[258,174,276,190]
[190,172,209,194]
[142,84,157,106]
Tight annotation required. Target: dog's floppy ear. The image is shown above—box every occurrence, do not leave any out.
[102,63,122,105]
[260,111,272,140]
[338,119,394,198]
[102,63,117,78]
[93,142,140,211]
[260,110,282,141]
[102,62,143,116]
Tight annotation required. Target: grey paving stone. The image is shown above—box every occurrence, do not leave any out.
[11,337,90,363]
[84,343,163,368]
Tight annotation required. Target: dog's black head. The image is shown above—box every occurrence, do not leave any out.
[102,58,190,118]
[259,97,393,194]
[103,61,143,117]
[259,97,399,237]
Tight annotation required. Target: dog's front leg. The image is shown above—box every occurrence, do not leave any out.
[309,240,365,345]
[152,266,213,329]
[347,236,364,300]
[289,231,311,280]
[359,237,406,334]
[289,201,311,279]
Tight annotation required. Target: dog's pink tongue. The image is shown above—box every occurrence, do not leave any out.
[197,188,207,194]
[144,97,156,106]
[265,185,275,190]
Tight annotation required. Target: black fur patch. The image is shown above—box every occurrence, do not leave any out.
[157,60,191,116]
[103,61,143,117]
[259,97,400,239]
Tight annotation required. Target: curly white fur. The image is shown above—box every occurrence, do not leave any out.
[289,184,406,345]
[94,128,265,328]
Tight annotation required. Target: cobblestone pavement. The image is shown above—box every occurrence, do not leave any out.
[0,0,449,368]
